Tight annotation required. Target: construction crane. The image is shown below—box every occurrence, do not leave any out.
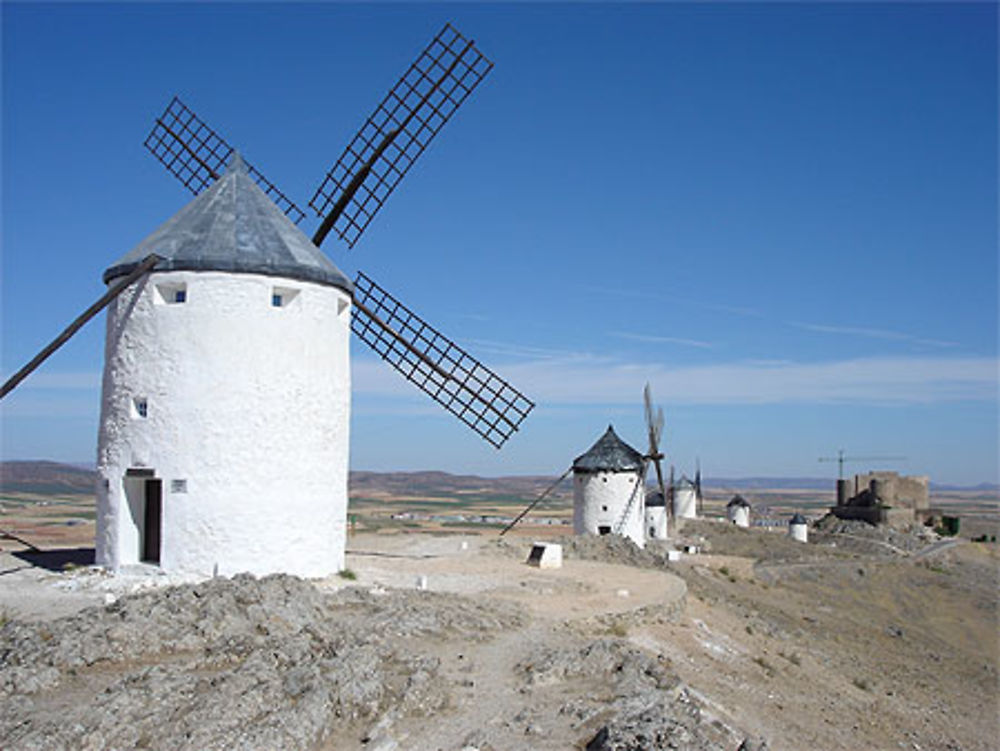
[818,449,906,480]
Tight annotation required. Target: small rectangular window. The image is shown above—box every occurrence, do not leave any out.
[271,286,299,308]
[132,397,148,419]
[155,282,188,305]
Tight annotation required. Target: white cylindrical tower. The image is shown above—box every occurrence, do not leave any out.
[95,155,353,578]
[572,426,646,548]
[672,476,698,520]
[727,495,751,528]
[789,513,808,543]
[644,491,668,541]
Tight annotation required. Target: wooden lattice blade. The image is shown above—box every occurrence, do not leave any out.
[351,271,533,448]
[144,96,306,224]
[309,23,493,249]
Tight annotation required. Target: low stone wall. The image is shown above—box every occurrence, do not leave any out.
[832,504,915,528]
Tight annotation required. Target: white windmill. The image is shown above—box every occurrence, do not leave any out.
[569,385,669,548]
[1,24,534,578]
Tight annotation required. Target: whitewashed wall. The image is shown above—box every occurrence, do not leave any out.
[789,522,808,542]
[673,487,698,520]
[573,471,645,548]
[96,270,351,578]
[644,505,668,540]
[727,505,750,528]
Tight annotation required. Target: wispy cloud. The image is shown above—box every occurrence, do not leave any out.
[575,284,764,318]
[367,355,992,406]
[454,338,587,361]
[611,331,714,349]
[792,322,959,349]
[505,355,997,405]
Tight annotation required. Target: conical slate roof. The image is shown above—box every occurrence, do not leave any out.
[645,490,666,507]
[104,153,352,292]
[728,494,751,508]
[789,513,807,525]
[674,475,697,490]
[573,425,645,473]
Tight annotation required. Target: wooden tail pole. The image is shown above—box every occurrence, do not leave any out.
[499,467,573,537]
[0,254,161,400]
[0,527,41,552]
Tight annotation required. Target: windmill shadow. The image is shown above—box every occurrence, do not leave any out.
[11,547,95,572]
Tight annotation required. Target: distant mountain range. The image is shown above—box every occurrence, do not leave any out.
[0,461,97,494]
[1,461,995,495]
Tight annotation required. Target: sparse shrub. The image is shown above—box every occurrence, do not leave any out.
[607,621,629,637]
[337,568,357,581]
[719,566,730,577]
[853,677,871,691]
[745,624,754,636]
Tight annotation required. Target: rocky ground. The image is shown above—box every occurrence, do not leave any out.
[1,520,997,750]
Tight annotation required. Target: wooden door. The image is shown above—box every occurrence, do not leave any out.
[143,479,162,563]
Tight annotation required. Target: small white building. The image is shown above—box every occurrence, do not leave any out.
[789,513,808,543]
[573,426,646,548]
[95,154,353,578]
[727,495,751,527]
[644,491,668,541]
[672,475,699,520]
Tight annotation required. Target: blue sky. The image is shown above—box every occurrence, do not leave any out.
[2,3,996,485]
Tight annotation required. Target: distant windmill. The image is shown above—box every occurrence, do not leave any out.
[502,385,668,545]
[642,384,670,540]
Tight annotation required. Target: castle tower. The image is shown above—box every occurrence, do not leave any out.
[95,154,353,578]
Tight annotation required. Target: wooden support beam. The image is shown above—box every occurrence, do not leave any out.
[0,254,161,400]
[499,467,573,537]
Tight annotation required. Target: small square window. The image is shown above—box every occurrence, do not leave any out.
[174,289,187,303]
[132,397,148,419]
[272,293,283,307]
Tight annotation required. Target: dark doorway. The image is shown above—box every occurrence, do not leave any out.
[143,479,162,563]
[597,526,611,536]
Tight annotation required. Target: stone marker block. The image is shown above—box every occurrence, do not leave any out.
[526,542,563,569]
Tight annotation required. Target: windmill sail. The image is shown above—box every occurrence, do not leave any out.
[144,96,306,224]
[140,26,535,448]
[643,383,668,510]
[309,23,493,248]
[352,271,533,448]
